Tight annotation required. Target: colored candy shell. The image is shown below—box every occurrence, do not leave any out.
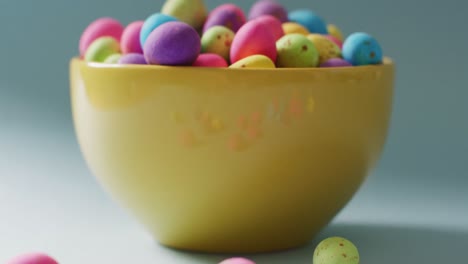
[193,53,228,67]
[282,22,309,36]
[201,26,235,61]
[327,24,344,42]
[6,252,58,264]
[342,32,383,66]
[85,37,120,62]
[319,58,352,67]
[103,53,122,64]
[219,257,256,264]
[313,237,359,264]
[307,34,341,65]
[276,33,318,67]
[203,4,246,33]
[119,53,147,64]
[230,20,277,64]
[140,13,178,46]
[254,15,284,41]
[248,0,288,22]
[288,9,327,34]
[79,17,124,57]
[161,0,207,30]
[144,21,201,66]
[325,35,343,49]
[121,21,144,54]
[229,55,275,69]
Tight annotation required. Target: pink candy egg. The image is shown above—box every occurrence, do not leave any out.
[230,19,277,64]
[254,15,284,41]
[6,253,58,264]
[219,257,256,264]
[325,35,343,49]
[193,53,228,67]
[121,21,144,54]
[79,17,124,57]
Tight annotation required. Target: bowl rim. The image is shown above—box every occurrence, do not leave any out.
[72,57,394,73]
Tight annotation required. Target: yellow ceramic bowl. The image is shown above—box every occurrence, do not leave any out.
[70,58,394,253]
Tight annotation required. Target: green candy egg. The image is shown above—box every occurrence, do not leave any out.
[162,0,207,30]
[85,37,120,63]
[276,33,319,67]
[201,26,235,61]
[313,237,360,264]
[103,53,122,64]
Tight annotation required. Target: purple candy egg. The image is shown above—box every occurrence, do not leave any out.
[249,0,288,22]
[144,21,201,66]
[203,4,246,33]
[119,53,147,64]
[320,58,353,67]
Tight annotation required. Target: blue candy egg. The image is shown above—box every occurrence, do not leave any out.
[140,13,177,46]
[342,32,383,66]
[288,9,328,34]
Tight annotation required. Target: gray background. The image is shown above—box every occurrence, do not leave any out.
[0,0,467,263]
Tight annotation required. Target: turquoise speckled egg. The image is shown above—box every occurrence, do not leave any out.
[342,32,383,66]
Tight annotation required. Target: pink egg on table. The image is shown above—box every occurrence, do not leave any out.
[193,53,228,67]
[219,257,256,264]
[6,253,58,264]
[79,17,124,57]
[121,21,144,54]
[253,15,284,41]
[325,35,343,49]
[230,19,277,64]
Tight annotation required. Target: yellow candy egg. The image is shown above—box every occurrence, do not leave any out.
[229,55,275,69]
[307,34,341,65]
[327,24,344,42]
[282,22,310,36]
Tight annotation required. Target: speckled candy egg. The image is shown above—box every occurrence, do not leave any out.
[319,58,352,67]
[161,0,207,30]
[203,4,246,33]
[248,0,288,22]
[282,22,309,36]
[119,53,147,64]
[84,36,120,62]
[313,237,359,264]
[103,53,122,64]
[201,26,235,61]
[307,34,341,65]
[79,17,124,57]
[327,24,344,42]
[254,15,284,41]
[229,55,275,68]
[6,252,59,264]
[276,33,318,67]
[144,21,201,66]
[219,257,256,264]
[140,13,178,46]
[342,32,383,66]
[193,53,228,67]
[288,9,327,34]
[230,19,277,64]
[121,21,144,54]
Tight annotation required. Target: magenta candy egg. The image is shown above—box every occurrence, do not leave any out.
[325,35,343,49]
[319,58,352,67]
[203,4,246,33]
[119,53,147,64]
[230,19,277,64]
[6,252,58,264]
[193,53,228,67]
[219,257,256,264]
[144,21,201,66]
[248,0,288,22]
[121,21,144,54]
[79,17,124,57]
[253,15,284,41]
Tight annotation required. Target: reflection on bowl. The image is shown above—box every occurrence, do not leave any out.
[70,58,394,253]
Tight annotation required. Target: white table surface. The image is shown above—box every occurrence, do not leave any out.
[1,124,467,263]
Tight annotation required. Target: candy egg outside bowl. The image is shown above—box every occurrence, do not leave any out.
[69,58,395,253]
